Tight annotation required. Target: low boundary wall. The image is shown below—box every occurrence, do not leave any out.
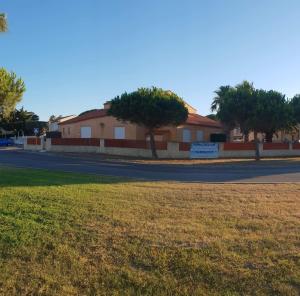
[24,137,43,151]
[24,137,300,159]
[50,138,101,153]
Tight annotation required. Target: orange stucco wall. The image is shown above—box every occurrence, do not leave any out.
[60,115,223,142]
[168,124,223,142]
[60,116,144,140]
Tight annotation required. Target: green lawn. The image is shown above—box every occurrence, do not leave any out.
[0,167,299,295]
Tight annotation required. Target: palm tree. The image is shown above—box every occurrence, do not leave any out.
[211,85,231,112]
[0,13,7,32]
[0,107,40,136]
[211,85,236,139]
[13,107,39,123]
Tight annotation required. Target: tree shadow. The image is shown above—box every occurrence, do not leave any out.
[0,166,132,187]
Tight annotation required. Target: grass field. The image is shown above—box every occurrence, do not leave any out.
[0,167,299,295]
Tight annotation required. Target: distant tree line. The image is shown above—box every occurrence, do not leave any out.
[0,107,47,136]
[210,81,300,143]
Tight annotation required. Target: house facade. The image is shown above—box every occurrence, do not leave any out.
[59,102,223,143]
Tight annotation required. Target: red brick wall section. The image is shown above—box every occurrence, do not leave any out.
[155,141,168,150]
[263,143,289,150]
[27,138,41,145]
[52,138,100,146]
[104,139,167,150]
[223,143,255,150]
[179,142,191,151]
[105,139,147,149]
[292,143,300,150]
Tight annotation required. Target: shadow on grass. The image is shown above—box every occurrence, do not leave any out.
[0,167,132,187]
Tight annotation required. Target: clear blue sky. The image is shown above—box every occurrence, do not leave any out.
[1,0,300,121]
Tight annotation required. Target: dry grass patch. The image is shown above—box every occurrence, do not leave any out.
[129,157,300,166]
[0,167,299,295]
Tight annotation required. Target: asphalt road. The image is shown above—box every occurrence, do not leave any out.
[1,148,300,183]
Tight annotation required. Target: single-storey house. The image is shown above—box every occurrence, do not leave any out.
[59,101,223,143]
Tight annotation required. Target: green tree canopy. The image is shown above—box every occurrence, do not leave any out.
[0,107,42,136]
[108,87,188,158]
[211,85,236,133]
[0,68,26,119]
[211,81,256,140]
[0,13,7,32]
[251,90,294,142]
[10,107,39,122]
[231,81,256,140]
[211,81,294,144]
[290,94,300,124]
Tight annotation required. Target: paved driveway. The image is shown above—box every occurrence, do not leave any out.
[1,148,300,183]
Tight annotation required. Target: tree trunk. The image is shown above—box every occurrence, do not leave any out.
[149,130,158,159]
[265,132,273,143]
[244,133,249,143]
[254,131,260,161]
[225,128,231,142]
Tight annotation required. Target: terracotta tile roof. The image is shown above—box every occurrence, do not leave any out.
[60,107,222,128]
[59,109,107,125]
[186,113,222,128]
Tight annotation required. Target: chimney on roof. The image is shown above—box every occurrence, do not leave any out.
[103,101,111,110]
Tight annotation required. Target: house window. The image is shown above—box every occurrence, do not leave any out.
[114,127,125,139]
[182,129,191,142]
[80,126,92,138]
[68,127,71,135]
[196,130,204,141]
[62,128,65,135]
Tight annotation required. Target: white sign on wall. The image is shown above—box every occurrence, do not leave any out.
[190,142,219,159]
